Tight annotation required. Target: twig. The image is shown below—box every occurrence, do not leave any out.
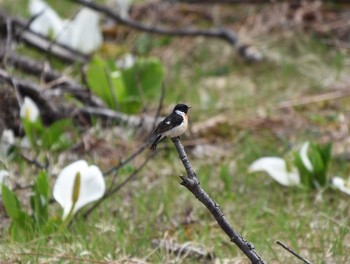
[83,153,155,219]
[76,107,162,131]
[68,0,263,62]
[20,153,49,170]
[171,137,266,264]
[276,240,312,264]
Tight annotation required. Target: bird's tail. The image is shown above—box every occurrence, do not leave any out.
[150,135,162,151]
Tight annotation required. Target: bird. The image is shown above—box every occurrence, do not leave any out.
[150,104,191,150]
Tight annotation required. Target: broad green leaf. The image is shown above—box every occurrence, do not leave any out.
[22,118,44,150]
[294,153,313,188]
[121,57,164,113]
[41,118,76,151]
[1,184,22,220]
[87,56,126,109]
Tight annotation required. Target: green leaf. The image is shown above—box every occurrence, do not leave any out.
[41,118,76,151]
[9,214,34,241]
[1,184,23,220]
[22,118,44,151]
[294,153,313,188]
[31,171,50,227]
[87,56,126,109]
[121,57,164,113]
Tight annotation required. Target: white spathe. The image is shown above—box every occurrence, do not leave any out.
[29,0,64,36]
[331,177,350,195]
[0,130,15,158]
[249,157,300,186]
[53,160,105,219]
[58,8,102,54]
[115,0,131,19]
[29,1,102,54]
[300,142,313,172]
[20,97,40,122]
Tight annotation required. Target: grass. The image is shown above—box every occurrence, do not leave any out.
[1,1,350,263]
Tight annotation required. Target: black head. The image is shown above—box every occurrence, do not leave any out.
[173,104,191,114]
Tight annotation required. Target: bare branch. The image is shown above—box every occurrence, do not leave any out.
[276,240,312,264]
[171,137,266,264]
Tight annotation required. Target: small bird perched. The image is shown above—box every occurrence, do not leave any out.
[150,104,191,150]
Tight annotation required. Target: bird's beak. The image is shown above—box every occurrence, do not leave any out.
[188,106,192,109]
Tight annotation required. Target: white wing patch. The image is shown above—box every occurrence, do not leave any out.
[166,121,170,125]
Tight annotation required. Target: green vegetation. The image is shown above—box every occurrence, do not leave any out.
[1,1,350,264]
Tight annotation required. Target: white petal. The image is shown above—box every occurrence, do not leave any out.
[249,157,300,186]
[299,142,313,172]
[115,0,131,19]
[20,97,40,122]
[29,0,64,36]
[331,177,350,195]
[0,130,15,158]
[53,160,105,219]
[68,8,102,54]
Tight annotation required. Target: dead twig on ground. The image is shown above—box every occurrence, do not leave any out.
[0,50,104,107]
[170,137,266,264]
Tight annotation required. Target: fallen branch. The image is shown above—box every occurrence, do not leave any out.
[75,107,162,131]
[0,50,104,107]
[171,137,266,263]
[69,0,261,61]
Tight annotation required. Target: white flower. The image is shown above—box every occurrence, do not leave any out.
[115,0,131,19]
[249,157,300,186]
[29,1,102,54]
[248,142,314,187]
[0,130,15,158]
[53,160,105,219]
[59,8,102,54]
[29,0,64,36]
[0,170,9,194]
[331,177,350,195]
[300,142,313,171]
[20,97,40,122]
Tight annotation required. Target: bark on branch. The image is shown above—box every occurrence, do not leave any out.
[171,137,266,264]
[69,0,261,61]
